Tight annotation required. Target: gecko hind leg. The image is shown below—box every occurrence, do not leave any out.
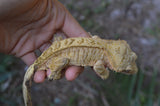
[92,35,101,39]
[53,36,63,41]
[93,60,109,79]
[48,58,70,80]
[88,32,100,39]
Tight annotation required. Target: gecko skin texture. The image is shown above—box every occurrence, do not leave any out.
[23,36,138,106]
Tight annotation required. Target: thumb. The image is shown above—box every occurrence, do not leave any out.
[62,10,90,38]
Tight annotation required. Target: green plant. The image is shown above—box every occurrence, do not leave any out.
[146,68,158,106]
[0,54,15,83]
[132,69,144,106]
[146,27,160,38]
[67,94,78,106]
[93,0,110,14]
[128,74,137,103]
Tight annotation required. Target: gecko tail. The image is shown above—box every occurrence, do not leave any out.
[23,64,36,106]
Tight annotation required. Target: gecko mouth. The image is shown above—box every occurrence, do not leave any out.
[121,70,137,74]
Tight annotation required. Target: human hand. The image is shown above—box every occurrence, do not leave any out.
[0,0,90,83]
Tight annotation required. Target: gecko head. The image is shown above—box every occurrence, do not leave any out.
[106,40,138,74]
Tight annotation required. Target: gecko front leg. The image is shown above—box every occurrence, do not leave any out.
[93,60,109,79]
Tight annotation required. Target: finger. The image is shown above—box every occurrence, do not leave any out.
[33,42,52,83]
[46,67,84,81]
[39,42,51,52]
[62,10,90,38]
[33,70,46,83]
[65,66,84,81]
[34,41,50,83]
[21,52,37,66]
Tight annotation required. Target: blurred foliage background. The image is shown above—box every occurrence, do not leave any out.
[0,0,160,106]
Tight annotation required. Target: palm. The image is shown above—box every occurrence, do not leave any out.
[0,0,89,82]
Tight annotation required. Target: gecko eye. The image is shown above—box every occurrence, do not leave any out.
[122,69,137,74]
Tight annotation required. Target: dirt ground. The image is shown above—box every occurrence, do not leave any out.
[0,0,160,106]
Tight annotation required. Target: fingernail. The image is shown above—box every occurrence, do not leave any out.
[47,69,51,76]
